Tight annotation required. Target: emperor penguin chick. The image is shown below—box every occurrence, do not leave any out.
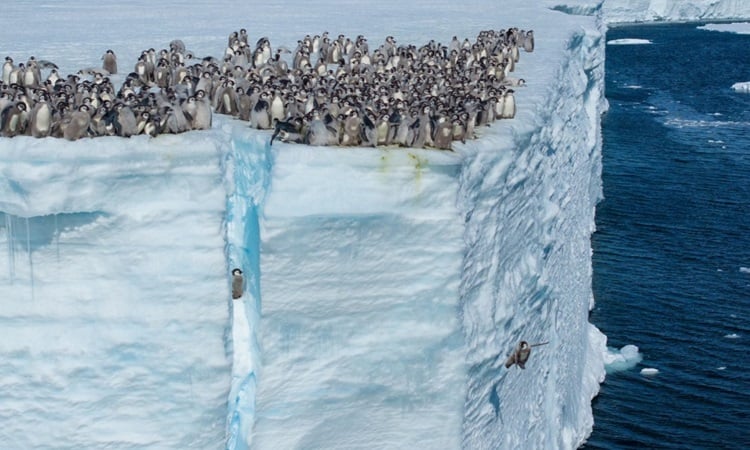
[102,49,117,75]
[231,268,244,299]
[504,341,531,369]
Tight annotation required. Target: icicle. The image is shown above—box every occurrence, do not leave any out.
[26,217,35,301]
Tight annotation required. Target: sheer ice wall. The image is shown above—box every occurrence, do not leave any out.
[0,132,232,448]
[457,22,608,450]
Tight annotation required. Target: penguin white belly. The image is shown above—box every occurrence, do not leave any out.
[36,109,51,132]
[270,97,284,121]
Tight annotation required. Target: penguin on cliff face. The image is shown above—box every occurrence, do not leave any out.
[504,340,548,369]
[232,268,244,299]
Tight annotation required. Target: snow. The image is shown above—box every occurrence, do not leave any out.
[3,0,750,449]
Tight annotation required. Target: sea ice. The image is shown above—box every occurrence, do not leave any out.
[607,38,652,45]
[731,82,750,93]
[698,23,750,34]
[603,344,643,373]
[640,368,659,376]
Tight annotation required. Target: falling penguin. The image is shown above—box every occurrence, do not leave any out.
[504,340,548,369]
[231,268,244,299]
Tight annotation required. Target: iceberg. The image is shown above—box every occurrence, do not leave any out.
[3,0,750,449]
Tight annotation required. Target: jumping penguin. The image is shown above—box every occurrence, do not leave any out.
[504,340,548,369]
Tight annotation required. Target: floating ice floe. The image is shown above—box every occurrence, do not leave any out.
[731,82,750,93]
[607,38,652,45]
[698,23,750,35]
[724,333,740,339]
[717,366,727,371]
[739,266,750,273]
[640,368,659,376]
[603,344,642,373]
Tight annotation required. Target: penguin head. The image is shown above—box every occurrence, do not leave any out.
[232,268,243,276]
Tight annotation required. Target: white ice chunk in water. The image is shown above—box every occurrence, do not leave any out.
[739,266,750,273]
[731,82,750,93]
[607,38,652,45]
[698,23,750,35]
[640,368,659,376]
[724,333,740,339]
[603,344,642,373]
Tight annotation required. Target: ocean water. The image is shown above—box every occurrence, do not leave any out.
[585,23,750,449]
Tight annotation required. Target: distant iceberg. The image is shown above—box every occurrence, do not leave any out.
[732,82,750,93]
[607,38,652,45]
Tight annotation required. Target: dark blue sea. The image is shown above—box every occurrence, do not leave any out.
[584,23,750,449]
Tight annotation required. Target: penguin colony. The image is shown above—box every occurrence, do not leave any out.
[1,28,534,149]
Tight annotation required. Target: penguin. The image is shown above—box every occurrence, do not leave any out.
[432,114,453,150]
[375,112,390,146]
[236,88,253,122]
[2,56,13,85]
[192,89,213,130]
[250,91,271,129]
[102,49,117,75]
[239,29,249,46]
[163,104,190,134]
[154,61,171,88]
[340,110,361,146]
[505,341,531,369]
[22,62,41,88]
[231,268,244,299]
[62,104,91,141]
[90,106,110,137]
[270,117,303,145]
[269,90,286,123]
[359,109,378,147]
[500,89,516,119]
[113,102,138,137]
[28,95,53,138]
[1,102,28,137]
[504,340,548,369]
[304,111,330,146]
[9,63,24,86]
[523,30,534,53]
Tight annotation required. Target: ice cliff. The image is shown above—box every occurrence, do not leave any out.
[603,0,750,23]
